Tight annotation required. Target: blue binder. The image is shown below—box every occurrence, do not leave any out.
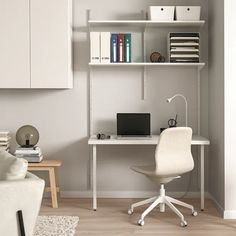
[111,34,118,63]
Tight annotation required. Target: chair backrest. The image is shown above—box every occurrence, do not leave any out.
[155,127,194,176]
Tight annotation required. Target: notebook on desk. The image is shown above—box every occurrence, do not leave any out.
[116,113,152,139]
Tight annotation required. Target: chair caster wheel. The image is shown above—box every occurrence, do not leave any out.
[138,219,144,226]
[192,211,198,216]
[128,209,133,215]
[180,220,187,227]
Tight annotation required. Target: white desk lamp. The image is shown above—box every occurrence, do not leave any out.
[167,94,188,127]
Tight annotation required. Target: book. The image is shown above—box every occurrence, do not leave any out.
[0,136,10,142]
[15,148,42,155]
[101,32,111,63]
[15,151,42,155]
[18,155,43,163]
[90,32,100,63]
[0,142,9,146]
[111,34,118,63]
[124,33,131,63]
[118,34,125,62]
[0,131,9,137]
[16,146,40,150]
[15,146,41,151]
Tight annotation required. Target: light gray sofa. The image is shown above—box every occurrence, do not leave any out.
[0,151,45,236]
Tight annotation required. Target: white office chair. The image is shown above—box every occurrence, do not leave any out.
[128,127,197,227]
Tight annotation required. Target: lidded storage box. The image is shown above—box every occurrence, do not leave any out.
[176,6,201,21]
[148,6,175,21]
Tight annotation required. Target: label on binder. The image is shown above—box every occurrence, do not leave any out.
[101,32,111,63]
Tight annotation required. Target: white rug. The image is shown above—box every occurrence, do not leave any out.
[34,216,79,236]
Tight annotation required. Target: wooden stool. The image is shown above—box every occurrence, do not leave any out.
[28,160,62,208]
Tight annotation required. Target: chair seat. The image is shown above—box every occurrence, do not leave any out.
[131,165,180,184]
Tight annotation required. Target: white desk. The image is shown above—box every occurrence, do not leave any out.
[88,135,210,211]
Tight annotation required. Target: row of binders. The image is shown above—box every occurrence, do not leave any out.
[168,32,200,63]
[15,146,43,163]
[0,131,10,152]
[90,32,132,63]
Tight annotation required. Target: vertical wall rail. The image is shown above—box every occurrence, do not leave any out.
[87,9,93,136]
[87,9,93,189]
[141,10,146,100]
[142,66,147,100]
[89,68,93,136]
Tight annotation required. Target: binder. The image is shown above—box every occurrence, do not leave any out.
[90,32,100,63]
[124,33,131,63]
[118,34,125,62]
[111,34,118,63]
[101,32,111,63]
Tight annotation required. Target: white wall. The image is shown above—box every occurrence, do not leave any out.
[0,0,208,197]
[208,0,225,214]
[224,0,236,219]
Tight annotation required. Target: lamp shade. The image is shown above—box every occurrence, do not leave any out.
[16,125,39,147]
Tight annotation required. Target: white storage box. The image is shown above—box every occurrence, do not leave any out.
[176,6,201,21]
[148,6,175,21]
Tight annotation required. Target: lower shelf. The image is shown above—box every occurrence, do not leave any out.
[89,62,205,70]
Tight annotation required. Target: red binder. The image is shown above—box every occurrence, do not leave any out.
[118,34,125,62]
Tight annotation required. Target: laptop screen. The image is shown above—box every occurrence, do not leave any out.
[117,113,151,136]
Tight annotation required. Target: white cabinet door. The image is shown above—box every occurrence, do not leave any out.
[0,0,30,88]
[30,0,73,89]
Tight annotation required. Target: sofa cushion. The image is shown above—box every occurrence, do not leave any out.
[0,151,28,180]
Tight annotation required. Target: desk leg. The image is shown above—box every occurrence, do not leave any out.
[92,145,97,211]
[200,145,204,211]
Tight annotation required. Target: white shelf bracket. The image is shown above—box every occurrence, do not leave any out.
[197,66,201,191]
[141,10,147,100]
[142,66,147,100]
[197,67,201,135]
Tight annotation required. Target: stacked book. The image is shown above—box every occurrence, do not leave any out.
[15,146,43,163]
[0,131,10,152]
[169,32,200,63]
[90,32,132,63]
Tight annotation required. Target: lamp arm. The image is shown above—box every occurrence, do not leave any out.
[168,94,188,127]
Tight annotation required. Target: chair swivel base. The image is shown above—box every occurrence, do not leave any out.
[128,184,197,227]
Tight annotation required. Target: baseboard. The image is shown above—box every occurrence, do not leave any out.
[208,193,224,217]
[59,190,209,199]
[223,210,236,219]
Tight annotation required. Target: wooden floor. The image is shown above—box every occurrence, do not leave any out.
[40,198,236,236]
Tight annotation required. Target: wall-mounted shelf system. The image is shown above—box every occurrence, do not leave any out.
[88,10,206,136]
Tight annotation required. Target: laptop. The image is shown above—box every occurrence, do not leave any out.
[117,113,151,139]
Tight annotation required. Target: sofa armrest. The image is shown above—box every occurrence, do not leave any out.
[0,172,45,236]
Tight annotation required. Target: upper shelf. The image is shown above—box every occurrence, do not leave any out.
[89,62,205,70]
[88,20,205,28]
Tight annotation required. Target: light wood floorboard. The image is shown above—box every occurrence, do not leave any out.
[40,198,236,236]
